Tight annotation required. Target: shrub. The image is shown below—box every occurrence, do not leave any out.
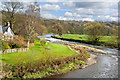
[40,37,47,46]
[1,40,10,51]
[8,35,27,48]
[34,36,40,41]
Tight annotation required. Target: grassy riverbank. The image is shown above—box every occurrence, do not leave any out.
[1,41,90,78]
[53,34,118,49]
[56,34,117,43]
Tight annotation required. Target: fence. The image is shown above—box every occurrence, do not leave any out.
[1,48,29,54]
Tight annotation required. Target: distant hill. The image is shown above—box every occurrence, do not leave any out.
[40,18,118,35]
[1,14,118,37]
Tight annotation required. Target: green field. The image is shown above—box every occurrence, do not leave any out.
[1,42,79,65]
[56,34,117,43]
[1,42,89,78]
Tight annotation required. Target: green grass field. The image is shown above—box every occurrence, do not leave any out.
[56,34,117,43]
[1,42,79,65]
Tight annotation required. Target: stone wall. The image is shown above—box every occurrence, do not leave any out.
[2,48,29,54]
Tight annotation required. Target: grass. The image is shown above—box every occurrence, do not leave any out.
[57,34,88,41]
[100,36,117,42]
[56,34,118,43]
[1,41,79,65]
[1,41,90,78]
[0,36,92,78]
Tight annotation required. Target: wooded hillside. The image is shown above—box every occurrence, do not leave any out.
[1,13,118,37]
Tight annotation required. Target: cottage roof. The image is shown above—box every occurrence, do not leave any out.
[0,25,9,33]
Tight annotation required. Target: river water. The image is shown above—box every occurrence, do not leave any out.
[38,34,118,78]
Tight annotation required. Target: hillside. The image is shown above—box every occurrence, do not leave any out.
[39,18,118,35]
[1,14,118,37]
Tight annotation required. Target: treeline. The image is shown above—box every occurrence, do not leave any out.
[1,13,118,37]
[42,19,118,36]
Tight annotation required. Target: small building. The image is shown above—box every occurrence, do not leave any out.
[0,25,14,40]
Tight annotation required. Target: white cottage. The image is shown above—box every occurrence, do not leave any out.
[0,25,14,40]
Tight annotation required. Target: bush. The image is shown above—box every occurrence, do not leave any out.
[8,35,27,48]
[34,36,40,41]
[8,41,21,48]
[40,37,47,46]
[1,40,10,51]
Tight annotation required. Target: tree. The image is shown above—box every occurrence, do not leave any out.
[84,22,106,42]
[110,27,118,42]
[2,1,23,30]
[25,2,40,47]
[52,23,63,36]
[57,23,63,36]
[35,24,47,35]
[13,14,27,35]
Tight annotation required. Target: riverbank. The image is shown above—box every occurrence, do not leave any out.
[44,42,117,78]
[43,55,97,78]
[62,43,107,54]
[42,35,118,78]
[43,43,97,78]
[1,42,95,79]
[61,43,97,69]
[52,36,118,49]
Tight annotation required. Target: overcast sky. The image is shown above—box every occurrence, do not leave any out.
[0,0,119,21]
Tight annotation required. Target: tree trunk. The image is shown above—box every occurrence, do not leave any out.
[27,40,30,48]
[59,34,62,37]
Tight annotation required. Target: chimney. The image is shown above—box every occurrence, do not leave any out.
[8,22,10,27]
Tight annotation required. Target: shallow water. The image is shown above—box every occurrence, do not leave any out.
[38,34,118,78]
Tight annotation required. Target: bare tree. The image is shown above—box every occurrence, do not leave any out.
[2,1,23,30]
[25,2,40,47]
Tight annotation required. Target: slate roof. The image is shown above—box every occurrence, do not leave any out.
[0,25,9,33]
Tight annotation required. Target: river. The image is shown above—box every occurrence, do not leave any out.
[38,34,118,78]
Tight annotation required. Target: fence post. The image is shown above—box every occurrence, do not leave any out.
[2,48,29,54]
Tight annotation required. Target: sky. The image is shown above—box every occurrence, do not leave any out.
[0,0,119,22]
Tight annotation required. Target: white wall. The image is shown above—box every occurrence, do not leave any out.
[4,27,14,39]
